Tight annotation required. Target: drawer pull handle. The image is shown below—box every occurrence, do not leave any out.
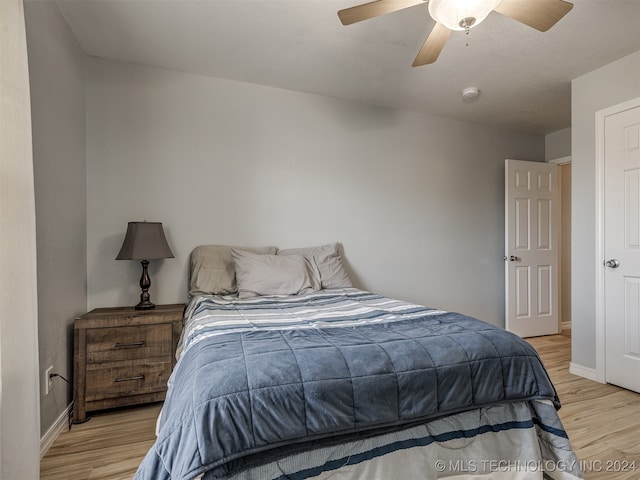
[114,375,145,382]
[114,341,145,348]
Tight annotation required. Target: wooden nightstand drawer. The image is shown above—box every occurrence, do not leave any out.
[85,359,172,401]
[86,324,172,363]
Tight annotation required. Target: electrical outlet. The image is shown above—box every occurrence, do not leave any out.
[45,366,54,395]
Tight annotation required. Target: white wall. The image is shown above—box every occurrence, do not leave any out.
[0,0,41,477]
[571,50,640,369]
[25,0,87,438]
[87,58,544,325]
[545,127,571,161]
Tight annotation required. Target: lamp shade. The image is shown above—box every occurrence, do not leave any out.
[115,222,174,261]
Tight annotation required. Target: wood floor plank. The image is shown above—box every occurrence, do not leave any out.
[40,333,640,479]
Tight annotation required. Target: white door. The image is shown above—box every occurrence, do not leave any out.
[505,159,560,337]
[604,103,640,393]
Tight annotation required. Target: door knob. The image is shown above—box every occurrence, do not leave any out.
[504,255,519,262]
[605,259,620,268]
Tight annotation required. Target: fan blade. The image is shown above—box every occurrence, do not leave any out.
[338,0,425,25]
[494,0,573,32]
[412,22,451,66]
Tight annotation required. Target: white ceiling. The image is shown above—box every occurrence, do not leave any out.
[55,0,640,135]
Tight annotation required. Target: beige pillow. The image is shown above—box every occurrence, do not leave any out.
[189,245,277,297]
[231,248,321,298]
[277,243,352,289]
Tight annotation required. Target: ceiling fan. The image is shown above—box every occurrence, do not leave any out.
[338,0,573,66]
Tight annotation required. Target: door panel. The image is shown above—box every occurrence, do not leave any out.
[538,265,552,315]
[538,199,552,249]
[505,159,559,337]
[624,278,640,358]
[515,198,530,249]
[515,266,530,318]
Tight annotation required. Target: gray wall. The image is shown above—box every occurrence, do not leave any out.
[86,58,544,325]
[545,127,571,161]
[25,0,87,436]
[571,50,640,369]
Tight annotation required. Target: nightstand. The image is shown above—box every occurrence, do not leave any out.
[73,303,184,423]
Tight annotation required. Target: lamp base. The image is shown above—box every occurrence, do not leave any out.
[135,259,156,310]
[135,300,155,310]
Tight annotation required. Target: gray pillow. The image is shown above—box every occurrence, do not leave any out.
[277,243,352,289]
[189,245,277,297]
[231,248,321,298]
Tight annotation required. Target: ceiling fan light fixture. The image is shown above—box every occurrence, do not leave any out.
[428,0,502,31]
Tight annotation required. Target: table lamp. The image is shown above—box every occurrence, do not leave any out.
[115,221,174,310]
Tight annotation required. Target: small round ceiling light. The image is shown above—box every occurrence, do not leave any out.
[462,86,480,102]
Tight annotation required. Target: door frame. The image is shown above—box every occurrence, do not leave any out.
[548,156,571,331]
[594,96,640,383]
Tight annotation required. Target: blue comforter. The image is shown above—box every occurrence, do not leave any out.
[135,289,558,480]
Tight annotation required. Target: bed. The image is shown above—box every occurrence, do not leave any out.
[134,244,583,480]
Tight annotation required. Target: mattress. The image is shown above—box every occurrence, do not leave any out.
[135,288,583,480]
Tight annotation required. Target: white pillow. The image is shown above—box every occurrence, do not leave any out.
[277,243,352,289]
[231,249,321,298]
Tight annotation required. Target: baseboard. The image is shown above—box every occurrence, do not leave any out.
[561,321,571,332]
[569,362,599,382]
[40,404,72,459]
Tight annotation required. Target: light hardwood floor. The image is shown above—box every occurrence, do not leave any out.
[41,332,640,479]
[525,332,640,480]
